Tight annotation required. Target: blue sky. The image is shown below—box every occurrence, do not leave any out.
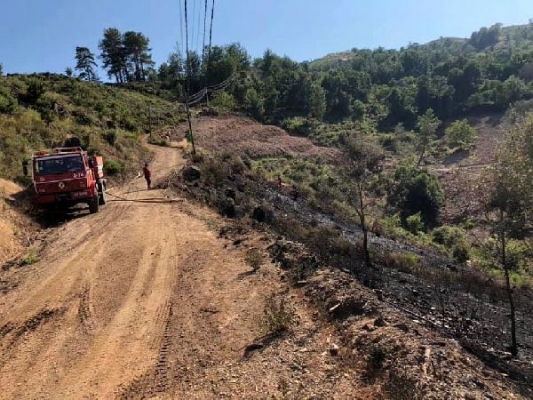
[1,0,532,76]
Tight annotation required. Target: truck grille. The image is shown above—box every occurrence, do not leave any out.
[37,179,85,194]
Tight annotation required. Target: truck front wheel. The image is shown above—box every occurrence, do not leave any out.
[88,196,99,214]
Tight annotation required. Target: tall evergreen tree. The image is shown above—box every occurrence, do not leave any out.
[123,31,155,81]
[99,28,127,83]
[75,47,98,82]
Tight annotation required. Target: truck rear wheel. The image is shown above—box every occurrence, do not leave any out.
[88,196,99,214]
[98,182,106,205]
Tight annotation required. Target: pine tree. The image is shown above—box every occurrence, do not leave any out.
[123,31,155,81]
[75,47,98,81]
[99,28,127,83]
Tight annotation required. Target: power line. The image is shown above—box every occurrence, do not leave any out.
[181,74,236,107]
[191,0,197,54]
[196,0,202,55]
[181,0,227,108]
[202,0,208,62]
[178,0,185,56]
[186,74,236,100]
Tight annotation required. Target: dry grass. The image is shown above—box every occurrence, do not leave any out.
[171,116,341,161]
[245,248,263,272]
[261,293,295,335]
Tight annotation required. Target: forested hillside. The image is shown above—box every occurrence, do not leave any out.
[151,22,533,132]
[13,22,530,133]
[3,22,533,153]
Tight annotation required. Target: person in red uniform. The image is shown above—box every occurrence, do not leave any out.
[142,162,152,190]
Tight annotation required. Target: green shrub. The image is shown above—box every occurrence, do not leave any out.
[210,91,236,110]
[432,226,465,248]
[406,212,424,234]
[352,99,366,121]
[379,133,398,152]
[460,218,476,230]
[388,161,444,229]
[25,78,45,104]
[506,240,529,271]
[202,157,230,188]
[0,74,185,182]
[22,249,39,266]
[481,238,529,272]
[73,110,96,126]
[446,119,477,148]
[104,159,123,176]
[281,117,312,136]
[103,129,118,146]
[453,243,470,263]
[148,136,169,147]
[245,88,264,121]
[0,86,18,114]
[380,251,421,273]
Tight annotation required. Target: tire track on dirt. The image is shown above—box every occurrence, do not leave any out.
[0,145,187,399]
[118,204,181,399]
[151,217,179,396]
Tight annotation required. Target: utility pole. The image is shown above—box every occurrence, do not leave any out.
[185,95,196,155]
[149,104,152,138]
[184,0,196,155]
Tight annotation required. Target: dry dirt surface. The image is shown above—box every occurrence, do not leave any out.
[168,115,341,161]
[0,144,364,399]
[0,179,36,267]
[0,140,528,399]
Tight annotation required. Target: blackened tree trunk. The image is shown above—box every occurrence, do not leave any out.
[357,184,371,268]
[500,210,518,357]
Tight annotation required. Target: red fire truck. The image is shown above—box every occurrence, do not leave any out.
[26,147,107,214]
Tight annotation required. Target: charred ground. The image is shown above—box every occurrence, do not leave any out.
[165,115,533,395]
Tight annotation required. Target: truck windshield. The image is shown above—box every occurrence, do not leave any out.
[36,155,85,175]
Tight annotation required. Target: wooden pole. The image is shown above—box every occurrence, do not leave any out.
[149,104,153,138]
[185,95,196,155]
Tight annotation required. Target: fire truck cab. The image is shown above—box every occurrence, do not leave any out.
[27,147,106,214]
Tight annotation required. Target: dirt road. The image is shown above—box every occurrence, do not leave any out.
[1,142,529,400]
[0,145,274,399]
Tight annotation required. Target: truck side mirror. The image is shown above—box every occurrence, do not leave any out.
[22,160,28,177]
[88,158,95,168]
